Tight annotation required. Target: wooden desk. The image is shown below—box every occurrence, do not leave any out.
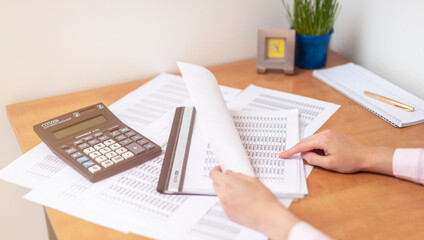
[6,51,424,239]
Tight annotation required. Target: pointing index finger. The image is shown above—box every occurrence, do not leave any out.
[209,166,224,184]
[279,135,325,159]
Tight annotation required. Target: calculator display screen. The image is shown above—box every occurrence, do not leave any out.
[53,115,106,140]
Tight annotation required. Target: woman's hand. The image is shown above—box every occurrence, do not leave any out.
[210,166,300,240]
[279,130,394,175]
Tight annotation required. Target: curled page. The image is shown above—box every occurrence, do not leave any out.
[177,62,255,176]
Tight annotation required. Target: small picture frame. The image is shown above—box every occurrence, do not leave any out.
[257,29,295,74]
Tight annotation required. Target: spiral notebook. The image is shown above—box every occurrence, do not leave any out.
[313,63,424,127]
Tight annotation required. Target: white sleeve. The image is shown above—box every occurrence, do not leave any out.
[288,222,332,240]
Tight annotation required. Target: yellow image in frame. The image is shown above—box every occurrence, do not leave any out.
[267,38,286,59]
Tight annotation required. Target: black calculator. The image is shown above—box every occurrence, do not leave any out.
[33,103,162,182]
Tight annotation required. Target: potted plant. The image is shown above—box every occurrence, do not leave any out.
[282,0,341,69]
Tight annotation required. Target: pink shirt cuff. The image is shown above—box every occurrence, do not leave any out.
[393,148,424,185]
[288,222,332,240]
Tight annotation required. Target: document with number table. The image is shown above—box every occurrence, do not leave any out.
[178,62,308,198]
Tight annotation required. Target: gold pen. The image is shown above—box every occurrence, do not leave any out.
[364,91,415,112]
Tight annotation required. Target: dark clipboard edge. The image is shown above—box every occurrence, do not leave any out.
[157,107,196,194]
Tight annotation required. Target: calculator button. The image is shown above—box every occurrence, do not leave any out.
[136,139,148,145]
[93,132,103,137]
[109,143,121,150]
[101,160,114,168]
[115,135,127,141]
[89,151,101,159]
[119,127,130,133]
[143,143,155,150]
[125,131,137,138]
[126,143,146,154]
[83,147,95,155]
[111,156,125,164]
[88,165,101,174]
[99,147,112,154]
[93,143,106,150]
[76,156,89,164]
[82,160,95,168]
[110,131,121,137]
[94,155,108,163]
[115,147,128,155]
[65,147,77,154]
[122,152,134,159]
[83,136,94,141]
[108,126,119,132]
[88,139,100,146]
[73,140,84,146]
[131,135,143,141]
[78,143,90,149]
[71,152,83,159]
[98,135,109,142]
[119,138,133,146]
[105,152,118,159]
[103,139,115,146]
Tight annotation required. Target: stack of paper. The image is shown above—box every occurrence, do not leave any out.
[0,65,340,240]
[178,63,309,198]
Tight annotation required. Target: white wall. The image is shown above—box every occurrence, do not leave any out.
[1,0,424,239]
[331,0,424,99]
[0,1,288,239]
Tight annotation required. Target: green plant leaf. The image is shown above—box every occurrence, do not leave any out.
[282,0,341,36]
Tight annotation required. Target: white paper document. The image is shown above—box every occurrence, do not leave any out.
[24,146,266,239]
[24,165,132,233]
[0,143,67,189]
[22,147,266,240]
[167,201,267,240]
[109,73,191,131]
[178,62,255,176]
[228,85,340,138]
[178,62,308,198]
[183,109,308,198]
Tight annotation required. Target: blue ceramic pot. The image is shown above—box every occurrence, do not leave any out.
[295,29,334,69]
